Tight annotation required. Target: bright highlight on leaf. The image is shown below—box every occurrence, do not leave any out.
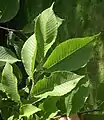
[31,71,84,98]
[21,34,37,79]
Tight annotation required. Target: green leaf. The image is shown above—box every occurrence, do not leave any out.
[21,34,37,79]
[0,83,5,92]
[0,46,20,64]
[42,97,59,120]
[20,104,41,118]
[2,63,20,102]
[35,4,61,60]
[7,115,14,120]
[65,78,90,116]
[31,71,84,98]
[0,0,20,22]
[43,35,97,72]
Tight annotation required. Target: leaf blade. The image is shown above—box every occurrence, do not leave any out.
[21,34,37,79]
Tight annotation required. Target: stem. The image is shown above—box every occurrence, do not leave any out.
[0,26,22,32]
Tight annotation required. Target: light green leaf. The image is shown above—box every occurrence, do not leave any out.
[65,78,90,116]
[2,63,20,102]
[0,46,20,64]
[35,4,61,60]
[31,71,84,98]
[0,0,20,22]
[43,35,97,72]
[21,34,37,79]
[20,104,41,118]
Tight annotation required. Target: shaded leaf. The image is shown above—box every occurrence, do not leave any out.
[0,0,20,22]
[42,97,59,120]
[0,83,5,92]
[65,78,90,116]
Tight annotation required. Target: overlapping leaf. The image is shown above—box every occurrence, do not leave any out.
[0,46,20,64]
[31,71,84,98]
[1,63,20,102]
[21,34,37,79]
[43,35,98,72]
[65,78,90,116]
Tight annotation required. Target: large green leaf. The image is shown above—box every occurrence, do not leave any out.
[65,78,90,116]
[31,71,84,98]
[2,63,20,102]
[20,104,41,118]
[35,4,61,60]
[0,0,20,22]
[21,34,37,79]
[0,46,20,64]
[43,35,97,72]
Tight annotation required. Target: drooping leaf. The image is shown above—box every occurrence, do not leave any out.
[20,104,41,118]
[65,78,90,116]
[0,0,20,22]
[21,34,37,79]
[0,46,20,64]
[43,35,98,72]
[35,4,61,60]
[31,71,84,98]
[2,63,20,102]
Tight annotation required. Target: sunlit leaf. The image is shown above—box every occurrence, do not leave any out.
[21,34,37,79]
[43,35,98,72]
[2,63,20,102]
[0,46,20,64]
[31,71,84,98]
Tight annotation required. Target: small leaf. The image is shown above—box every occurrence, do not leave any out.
[2,63,20,102]
[21,34,37,79]
[0,46,20,64]
[43,35,98,72]
[20,104,41,118]
[31,71,84,98]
